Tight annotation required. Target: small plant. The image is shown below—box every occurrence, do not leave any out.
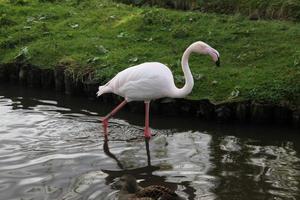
[87,56,101,64]
[228,86,240,99]
[0,14,16,26]
[172,25,190,39]
[142,9,171,26]
[0,38,16,49]
[15,47,31,62]
[117,31,128,38]
[9,0,28,5]
[128,57,139,63]
[58,56,78,68]
[293,52,300,68]
[96,45,109,55]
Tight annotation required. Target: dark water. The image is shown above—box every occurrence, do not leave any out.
[0,85,299,200]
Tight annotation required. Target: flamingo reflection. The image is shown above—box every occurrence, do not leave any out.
[102,138,196,200]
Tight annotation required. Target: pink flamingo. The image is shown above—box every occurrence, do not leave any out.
[97,41,220,138]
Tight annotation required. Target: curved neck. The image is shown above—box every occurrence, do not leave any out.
[171,45,194,98]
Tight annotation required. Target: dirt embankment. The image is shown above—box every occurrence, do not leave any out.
[1,63,299,128]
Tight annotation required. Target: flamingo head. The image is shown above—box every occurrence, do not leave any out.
[193,41,221,67]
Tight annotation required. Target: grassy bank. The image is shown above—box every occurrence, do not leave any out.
[0,0,300,107]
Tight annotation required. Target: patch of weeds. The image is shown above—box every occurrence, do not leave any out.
[293,51,300,68]
[245,79,299,104]
[117,31,128,38]
[1,38,18,49]
[95,65,117,83]
[0,14,16,26]
[9,0,28,5]
[58,56,78,68]
[142,9,171,26]
[172,25,190,39]
[280,1,300,21]
[15,46,31,63]
[87,56,102,64]
[59,56,96,79]
[174,74,185,84]
[69,23,79,29]
[16,33,37,44]
[8,34,36,48]
[32,22,51,35]
[36,13,60,21]
[59,56,90,82]
[228,86,240,100]
[95,45,109,55]
[128,57,139,63]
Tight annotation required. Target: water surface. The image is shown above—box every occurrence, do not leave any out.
[0,85,299,200]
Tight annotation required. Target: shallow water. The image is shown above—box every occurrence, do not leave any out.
[0,85,299,200]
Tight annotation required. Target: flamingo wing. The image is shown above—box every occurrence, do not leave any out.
[109,62,174,101]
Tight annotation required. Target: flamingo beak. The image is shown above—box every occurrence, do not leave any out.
[215,57,220,67]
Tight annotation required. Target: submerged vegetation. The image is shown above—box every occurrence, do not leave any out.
[0,0,300,106]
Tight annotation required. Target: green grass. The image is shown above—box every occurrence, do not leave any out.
[0,0,300,106]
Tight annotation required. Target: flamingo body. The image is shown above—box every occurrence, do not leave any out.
[101,62,175,102]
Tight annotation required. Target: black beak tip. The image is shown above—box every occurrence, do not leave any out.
[215,57,220,67]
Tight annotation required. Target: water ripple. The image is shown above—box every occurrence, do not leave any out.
[0,86,299,200]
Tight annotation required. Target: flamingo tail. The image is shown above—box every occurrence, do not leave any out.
[96,85,111,97]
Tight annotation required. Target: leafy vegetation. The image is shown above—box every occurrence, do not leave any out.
[116,0,300,21]
[0,0,300,106]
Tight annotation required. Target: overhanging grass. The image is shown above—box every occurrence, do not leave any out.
[0,0,300,106]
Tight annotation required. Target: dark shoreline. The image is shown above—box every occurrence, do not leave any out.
[0,63,299,128]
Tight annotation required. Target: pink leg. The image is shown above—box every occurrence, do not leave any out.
[144,101,151,138]
[101,100,127,136]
